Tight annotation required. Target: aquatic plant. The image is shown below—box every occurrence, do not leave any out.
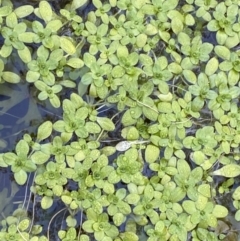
[0,0,240,240]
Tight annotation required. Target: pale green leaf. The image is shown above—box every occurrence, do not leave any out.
[71,0,87,10]
[2,71,20,83]
[46,19,63,32]
[67,58,84,68]
[212,205,228,218]
[36,121,53,142]
[0,5,12,17]
[60,37,76,55]
[18,46,32,63]
[41,196,53,209]
[183,70,197,84]
[14,170,27,185]
[213,164,240,177]
[18,219,30,231]
[145,145,159,163]
[31,151,50,165]
[214,45,230,60]
[14,5,33,18]
[96,117,115,131]
[205,57,218,76]
[39,1,52,23]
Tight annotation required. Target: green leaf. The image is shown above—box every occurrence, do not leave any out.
[233,187,240,200]
[126,127,139,140]
[14,5,33,18]
[6,12,18,28]
[16,139,29,156]
[198,184,211,198]
[178,32,190,46]
[18,46,32,63]
[136,34,147,48]
[66,216,77,228]
[183,70,197,84]
[2,71,20,83]
[192,151,206,165]
[46,20,63,32]
[85,21,97,35]
[168,62,182,74]
[71,0,88,10]
[212,205,228,218]
[31,151,50,165]
[125,193,140,205]
[96,117,115,131]
[145,145,159,163]
[60,37,76,55]
[177,159,190,177]
[0,5,12,17]
[14,170,27,185]
[85,122,101,133]
[39,1,52,23]
[205,57,218,76]
[214,45,230,60]
[36,121,53,142]
[0,44,12,58]
[212,164,240,177]
[26,70,40,82]
[18,219,30,231]
[67,58,84,68]
[171,17,183,34]
[182,200,196,214]
[235,210,240,221]
[41,196,53,209]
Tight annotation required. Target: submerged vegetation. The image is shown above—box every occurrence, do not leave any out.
[0,0,240,240]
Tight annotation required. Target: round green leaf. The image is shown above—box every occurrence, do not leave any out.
[41,196,53,209]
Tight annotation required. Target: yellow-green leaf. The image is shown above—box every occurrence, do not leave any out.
[96,117,115,131]
[205,57,218,76]
[39,1,52,23]
[18,46,31,63]
[212,205,228,218]
[212,164,240,177]
[2,71,20,83]
[46,19,63,32]
[41,196,53,209]
[67,58,84,68]
[145,145,159,163]
[36,121,53,142]
[60,37,76,55]
[14,5,33,18]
